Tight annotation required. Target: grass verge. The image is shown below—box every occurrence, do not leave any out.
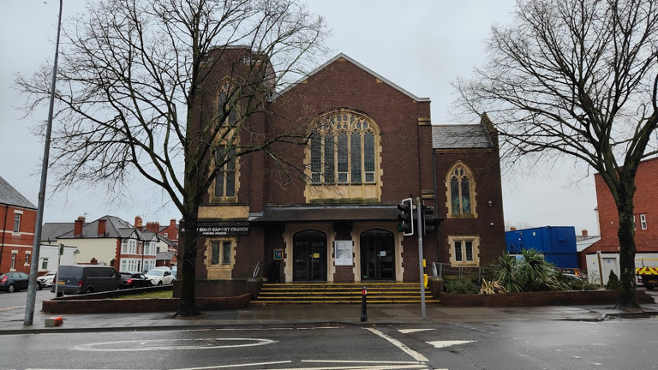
[111,290,174,299]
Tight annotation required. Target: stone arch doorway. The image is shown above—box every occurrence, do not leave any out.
[360,228,395,280]
[292,230,327,281]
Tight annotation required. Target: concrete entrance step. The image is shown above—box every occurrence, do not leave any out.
[252,282,437,305]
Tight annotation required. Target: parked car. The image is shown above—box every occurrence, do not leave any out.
[0,272,30,293]
[144,268,175,285]
[37,270,57,288]
[120,272,153,289]
[52,265,122,296]
[153,265,176,278]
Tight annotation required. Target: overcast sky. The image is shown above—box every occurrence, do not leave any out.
[0,0,598,234]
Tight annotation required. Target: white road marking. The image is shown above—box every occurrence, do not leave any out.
[427,340,475,349]
[0,305,24,312]
[364,328,429,362]
[398,329,435,334]
[174,361,292,369]
[302,360,424,364]
[270,365,429,370]
[74,337,277,351]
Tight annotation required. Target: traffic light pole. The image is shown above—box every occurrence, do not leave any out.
[416,197,426,320]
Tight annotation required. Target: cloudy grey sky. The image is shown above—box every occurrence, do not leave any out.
[0,0,598,234]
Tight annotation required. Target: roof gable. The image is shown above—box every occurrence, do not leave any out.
[0,176,36,209]
[432,124,493,149]
[272,53,429,102]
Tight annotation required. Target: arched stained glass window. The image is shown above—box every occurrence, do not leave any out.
[310,111,377,185]
[449,164,474,215]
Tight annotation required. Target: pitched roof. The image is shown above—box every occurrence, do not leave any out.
[41,222,74,243]
[56,215,134,239]
[272,53,430,102]
[0,176,36,209]
[432,124,493,149]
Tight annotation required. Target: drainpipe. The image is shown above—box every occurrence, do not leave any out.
[432,151,440,264]
[0,204,9,269]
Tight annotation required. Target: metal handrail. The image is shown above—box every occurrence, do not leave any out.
[252,261,261,278]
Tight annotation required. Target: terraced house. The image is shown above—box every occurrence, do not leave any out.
[0,176,37,274]
[190,49,506,292]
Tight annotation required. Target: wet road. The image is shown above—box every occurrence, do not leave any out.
[1,317,657,369]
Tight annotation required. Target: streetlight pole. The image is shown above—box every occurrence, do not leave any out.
[24,0,63,326]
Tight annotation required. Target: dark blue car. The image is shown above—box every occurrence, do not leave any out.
[0,272,31,293]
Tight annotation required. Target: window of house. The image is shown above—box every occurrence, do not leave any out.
[640,214,648,230]
[310,111,377,185]
[41,257,49,270]
[121,239,137,254]
[164,232,168,237]
[633,215,637,230]
[215,145,236,197]
[10,251,17,270]
[13,213,21,233]
[25,252,31,266]
[448,163,475,216]
[448,236,479,266]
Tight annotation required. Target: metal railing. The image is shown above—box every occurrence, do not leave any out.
[432,262,493,284]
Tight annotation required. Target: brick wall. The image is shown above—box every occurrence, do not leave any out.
[593,157,658,253]
[434,149,506,266]
[42,293,251,314]
[0,205,37,274]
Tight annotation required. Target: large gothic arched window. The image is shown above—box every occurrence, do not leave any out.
[310,111,377,184]
[447,163,476,216]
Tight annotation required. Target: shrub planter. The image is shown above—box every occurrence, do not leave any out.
[438,289,654,307]
[246,277,264,299]
[427,277,444,299]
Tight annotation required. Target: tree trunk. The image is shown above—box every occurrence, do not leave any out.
[614,182,640,309]
[177,205,201,317]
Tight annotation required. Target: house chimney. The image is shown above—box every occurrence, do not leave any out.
[170,218,177,228]
[146,221,160,233]
[134,216,143,229]
[510,226,517,231]
[74,216,85,237]
[582,229,588,237]
[97,219,107,236]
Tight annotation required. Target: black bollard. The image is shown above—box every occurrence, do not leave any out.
[360,286,367,322]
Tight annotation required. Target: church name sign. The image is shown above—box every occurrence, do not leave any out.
[196,222,250,236]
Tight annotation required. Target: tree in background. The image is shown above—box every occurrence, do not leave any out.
[455,0,658,309]
[16,0,326,316]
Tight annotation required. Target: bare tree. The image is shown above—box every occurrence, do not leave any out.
[455,0,658,308]
[16,0,326,316]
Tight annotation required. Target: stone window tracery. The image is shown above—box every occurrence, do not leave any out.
[447,163,476,217]
[310,111,377,185]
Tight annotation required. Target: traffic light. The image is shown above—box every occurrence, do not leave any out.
[422,205,442,235]
[397,198,414,236]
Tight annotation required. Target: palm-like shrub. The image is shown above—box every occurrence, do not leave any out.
[491,249,563,292]
[493,252,524,292]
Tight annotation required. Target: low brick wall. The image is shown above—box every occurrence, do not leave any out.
[42,293,251,314]
[438,290,654,307]
[173,279,252,298]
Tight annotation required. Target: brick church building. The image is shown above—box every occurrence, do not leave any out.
[189,49,505,286]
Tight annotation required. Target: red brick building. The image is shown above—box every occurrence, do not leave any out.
[0,176,37,274]
[582,157,658,281]
[191,50,506,284]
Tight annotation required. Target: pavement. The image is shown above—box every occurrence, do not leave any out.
[1,300,658,335]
